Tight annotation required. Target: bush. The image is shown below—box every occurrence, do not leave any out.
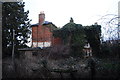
[100,42,120,58]
[96,58,120,78]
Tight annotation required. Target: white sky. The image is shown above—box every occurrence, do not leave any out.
[24,0,119,27]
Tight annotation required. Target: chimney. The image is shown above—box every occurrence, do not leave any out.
[39,11,45,25]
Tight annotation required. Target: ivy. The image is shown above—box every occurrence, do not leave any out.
[53,18,86,56]
[84,24,101,57]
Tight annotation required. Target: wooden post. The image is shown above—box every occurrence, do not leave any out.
[12,29,15,64]
[12,29,16,76]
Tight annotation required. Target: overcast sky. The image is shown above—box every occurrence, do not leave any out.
[24,0,119,27]
[23,0,120,46]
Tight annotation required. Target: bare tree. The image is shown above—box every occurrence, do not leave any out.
[98,14,120,58]
[97,14,120,41]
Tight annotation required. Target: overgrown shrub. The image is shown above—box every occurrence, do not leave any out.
[100,42,120,58]
[96,58,120,78]
[48,45,70,59]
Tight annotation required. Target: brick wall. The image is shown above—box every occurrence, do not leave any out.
[32,12,62,47]
[32,25,53,47]
[52,37,62,46]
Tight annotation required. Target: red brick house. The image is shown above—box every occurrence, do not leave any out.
[31,12,61,48]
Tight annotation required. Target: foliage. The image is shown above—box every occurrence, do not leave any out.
[54,21,102,57]
[100,41,120,58]
[2,2,31,57]
[84,24,101,57]
[96,58,120,77]
[53,18,86,57]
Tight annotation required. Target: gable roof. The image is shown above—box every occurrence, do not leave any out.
[43,21,52,25]
[31,21,53,27]
[31,21,58,31]
[31,23,39,27]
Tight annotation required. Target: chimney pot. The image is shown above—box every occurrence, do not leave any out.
[39,11,45,25]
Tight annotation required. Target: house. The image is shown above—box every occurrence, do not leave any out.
[18,12,62,59]
[31,11,61,48]
[18,12,93,59]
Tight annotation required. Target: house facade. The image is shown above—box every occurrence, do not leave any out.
[31,12,61,48]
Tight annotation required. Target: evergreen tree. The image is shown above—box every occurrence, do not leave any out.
[2,2,31,57]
